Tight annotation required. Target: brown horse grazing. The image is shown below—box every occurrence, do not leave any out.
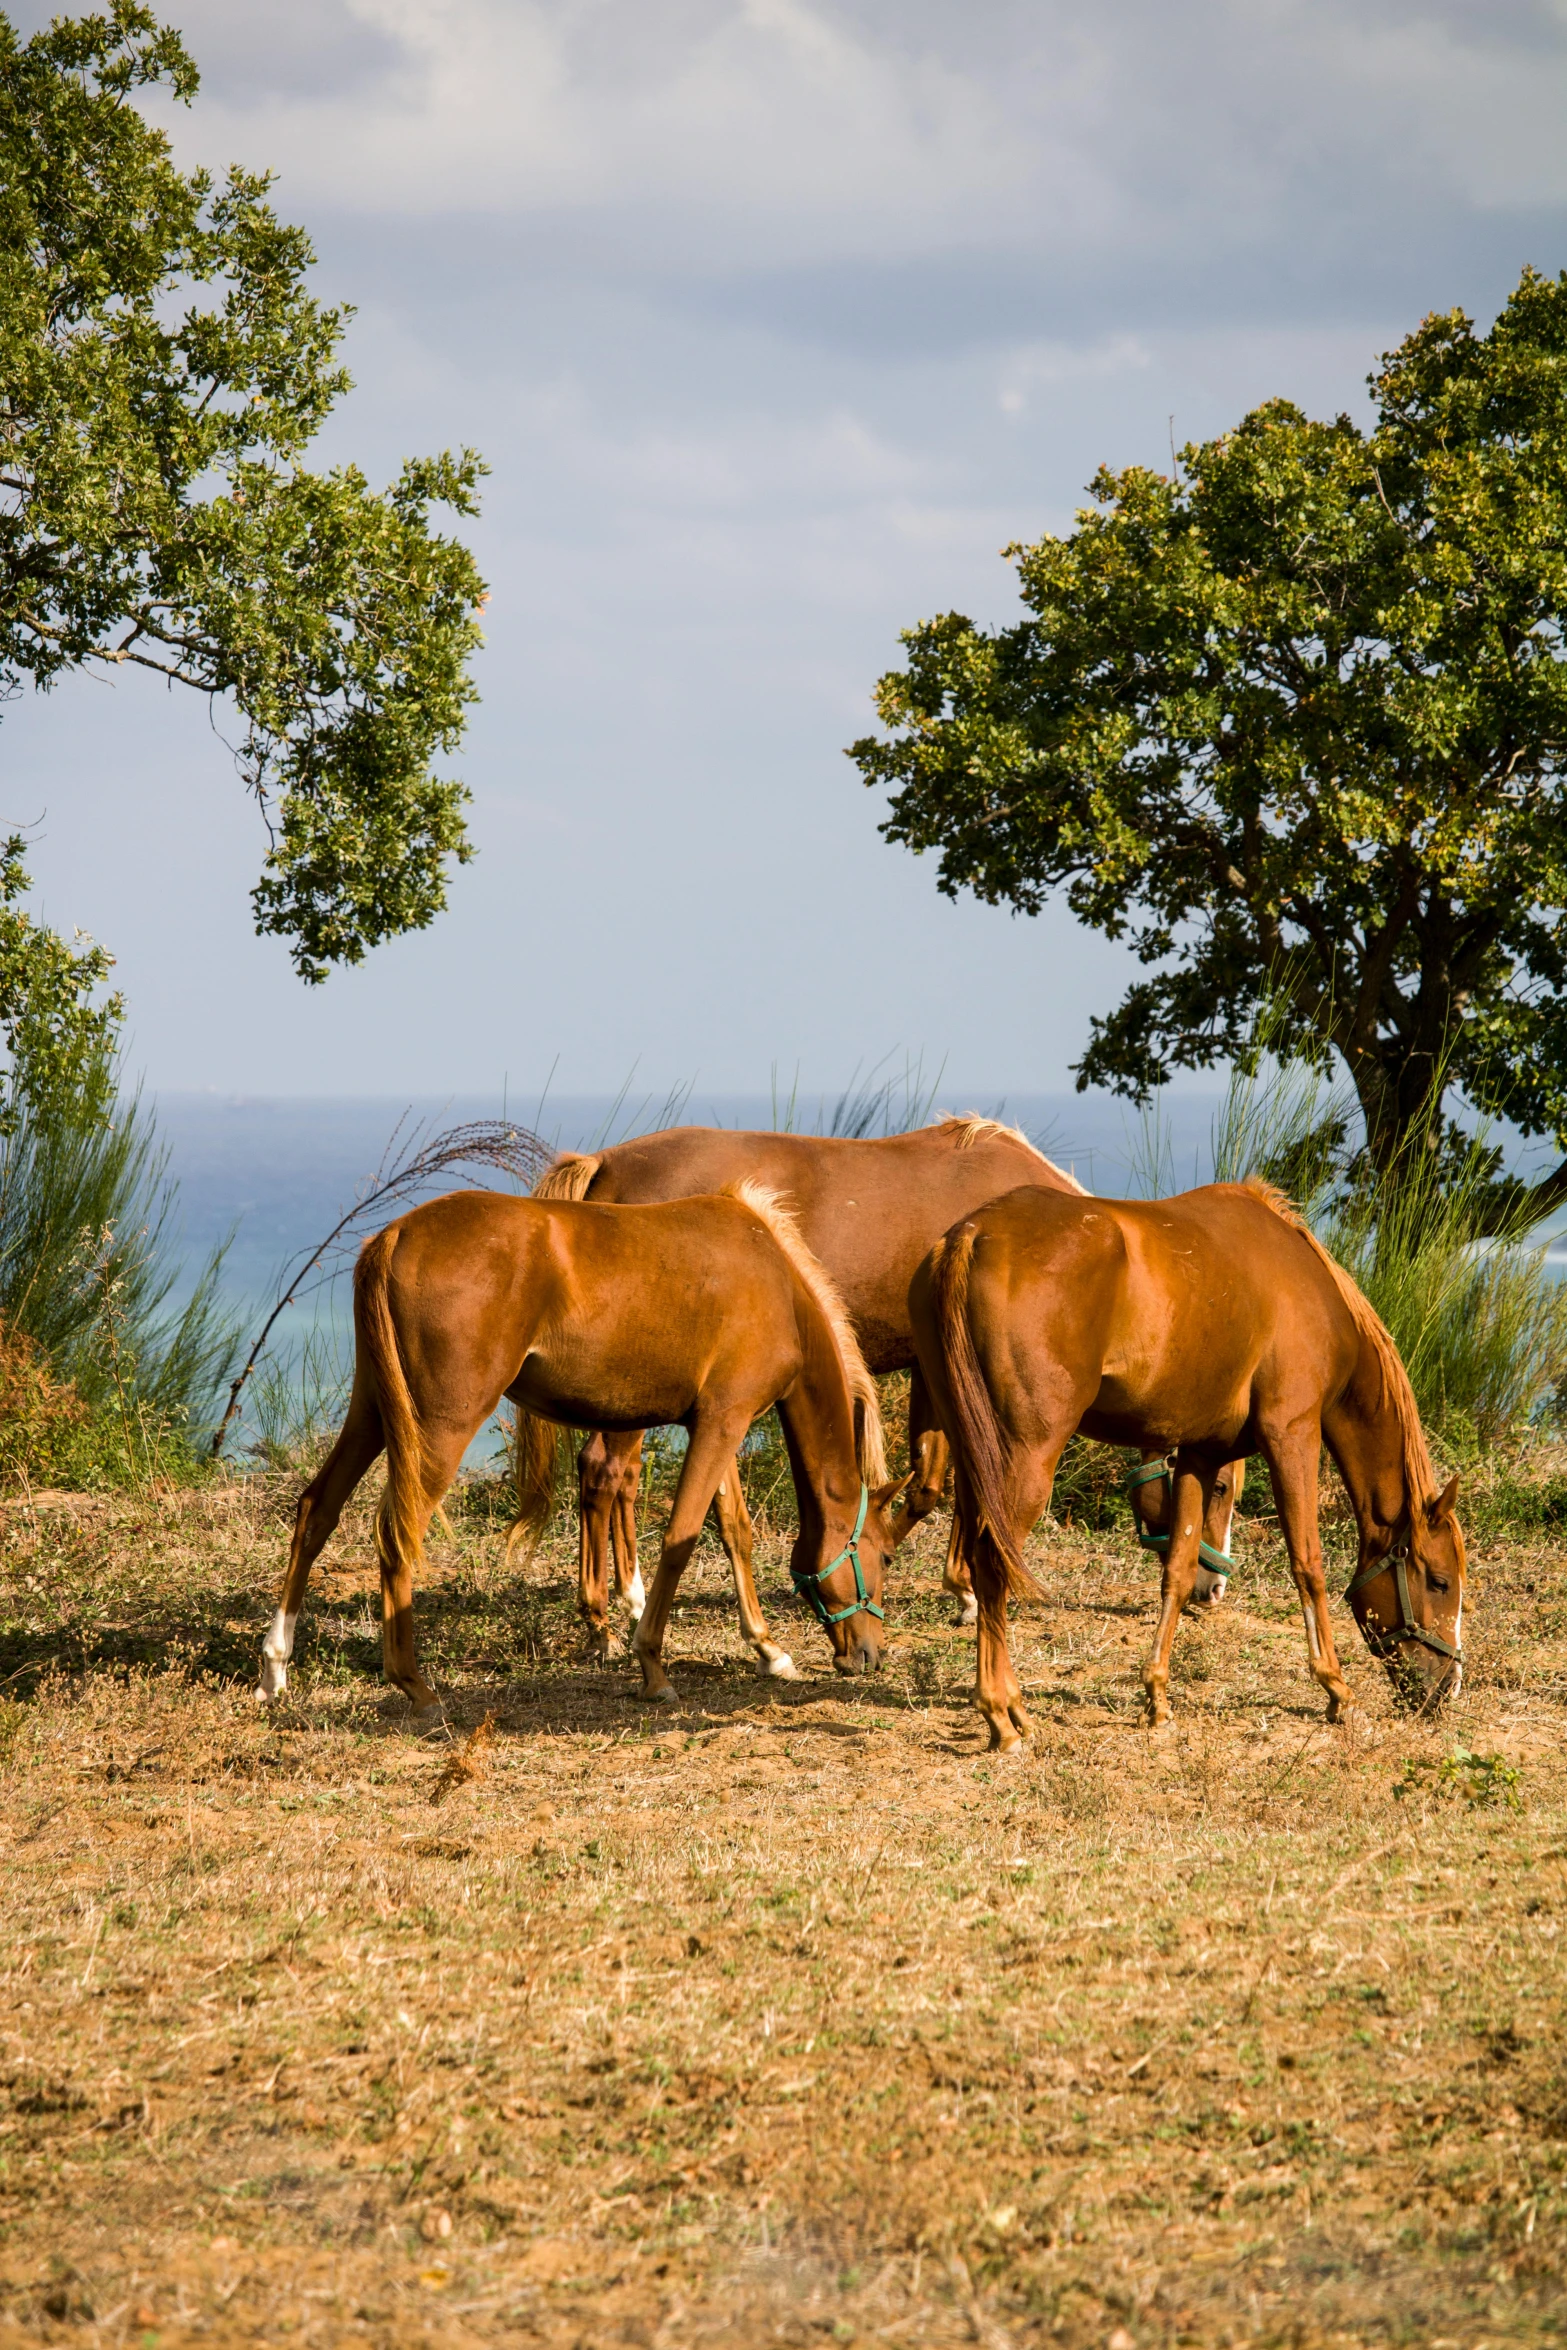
[911,1179,1466,1751]
[532,1120,1242,1649]
[258,1184,904,1718]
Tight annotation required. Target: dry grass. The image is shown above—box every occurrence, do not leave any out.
[0,1458,1564,2350]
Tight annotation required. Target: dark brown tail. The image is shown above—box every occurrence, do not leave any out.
[930,1224,1042,1603]
[354,1228,428,1593]
[530,1151,601,1202]
[504,1406,561,1560]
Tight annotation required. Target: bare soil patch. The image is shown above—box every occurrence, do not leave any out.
[0,1467,1563,2347]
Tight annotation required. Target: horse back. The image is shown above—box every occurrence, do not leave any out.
[577,1121,1076,1370]
[955,1184,1359,1453]
[374,1188,804,1432]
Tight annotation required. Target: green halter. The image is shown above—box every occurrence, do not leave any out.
[1123,1457,1235,1581]
[792,1485,883,1628]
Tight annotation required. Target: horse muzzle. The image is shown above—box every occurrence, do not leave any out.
[833,1626,882,1676]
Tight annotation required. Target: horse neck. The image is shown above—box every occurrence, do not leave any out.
[774,1306,863,1542]
[1322,1334,1412,1542]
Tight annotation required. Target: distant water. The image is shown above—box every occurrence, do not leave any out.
[152,1086,1234,1317]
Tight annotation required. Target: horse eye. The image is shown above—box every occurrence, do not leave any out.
[1427,1574,1450,1595]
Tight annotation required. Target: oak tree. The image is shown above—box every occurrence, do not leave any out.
[0,3,486,982]
[852,267,1567,1205]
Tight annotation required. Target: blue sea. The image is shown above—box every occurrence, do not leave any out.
[153,1086,1229,1318]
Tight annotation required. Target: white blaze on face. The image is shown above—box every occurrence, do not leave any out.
[257,1608,297,1698]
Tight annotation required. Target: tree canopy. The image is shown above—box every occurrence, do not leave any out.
[851,266,1567,1204]
[0,2,487,981]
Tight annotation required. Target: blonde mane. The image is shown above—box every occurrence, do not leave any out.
[1239,1177,1436,1508]
[531,1151,600,1202]
[723,1180,887,1485]
[936,1111,1087,1196]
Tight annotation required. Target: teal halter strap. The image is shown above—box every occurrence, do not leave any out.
[792,1485,883,1628]
[1123,1456,1235,1579]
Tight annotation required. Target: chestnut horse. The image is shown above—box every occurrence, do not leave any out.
[258,1184,903,1718]
[532,1119,1242,1650]
[911,1179,1465,1750]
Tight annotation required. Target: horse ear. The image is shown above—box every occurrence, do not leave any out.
[873,1473,913,1512]
[1427,1473,1461,1526]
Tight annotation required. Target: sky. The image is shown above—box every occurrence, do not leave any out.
[13,0,1567,1099]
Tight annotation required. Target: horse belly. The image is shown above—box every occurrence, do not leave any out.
[510,1330,708,1436]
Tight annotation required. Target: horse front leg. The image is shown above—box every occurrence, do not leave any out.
[709,1459,800,1681]
[1258,1421,1352,1721]
[1142,1454,1219,1728]
[632,1416,752,1706]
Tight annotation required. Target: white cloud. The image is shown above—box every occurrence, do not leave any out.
[138,0,1567,289]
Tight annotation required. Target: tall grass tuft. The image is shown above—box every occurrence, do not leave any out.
[1212,1022,1567,1453]
[0,1039,240,1478]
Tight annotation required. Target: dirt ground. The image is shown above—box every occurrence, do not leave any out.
[0,1456,1563,2350]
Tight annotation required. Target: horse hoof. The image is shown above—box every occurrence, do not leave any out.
[641,1683,680,1707]
[758,1651,800,1681]
[410,1700,446,1732]
[954,1596,979,1629]
[598,1633,626,1663]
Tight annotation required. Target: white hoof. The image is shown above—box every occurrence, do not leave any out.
[758,1649,801,1681]
[257,1657,286,1701]
[954,1594,979,1628]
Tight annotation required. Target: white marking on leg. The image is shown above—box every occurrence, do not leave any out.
[757,1646,801,1682]
[258,1608,297,1699]
[1301,1602,1321,1659]
[627,1566,646,1621]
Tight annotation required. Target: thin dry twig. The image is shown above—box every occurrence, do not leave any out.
[211,1116,550,1454]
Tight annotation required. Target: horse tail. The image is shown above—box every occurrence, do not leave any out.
[929,1221,1042,1603]
[531,1151,601,1202]
[503,1405,561,1562]
[353,1226,428,1596]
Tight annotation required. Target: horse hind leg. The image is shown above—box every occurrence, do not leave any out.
[379,1418,485,1723]
[260,1387,383,1701]
[611,1438,646,1624]
[578,1431,638,1662]
[710,1458,799,1682]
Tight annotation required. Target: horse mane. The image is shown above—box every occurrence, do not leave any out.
[531,1151,600,1201]
[723,1180,888,1485]
[1238,1177,1436,1508]
[936,1112,1087,1196]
